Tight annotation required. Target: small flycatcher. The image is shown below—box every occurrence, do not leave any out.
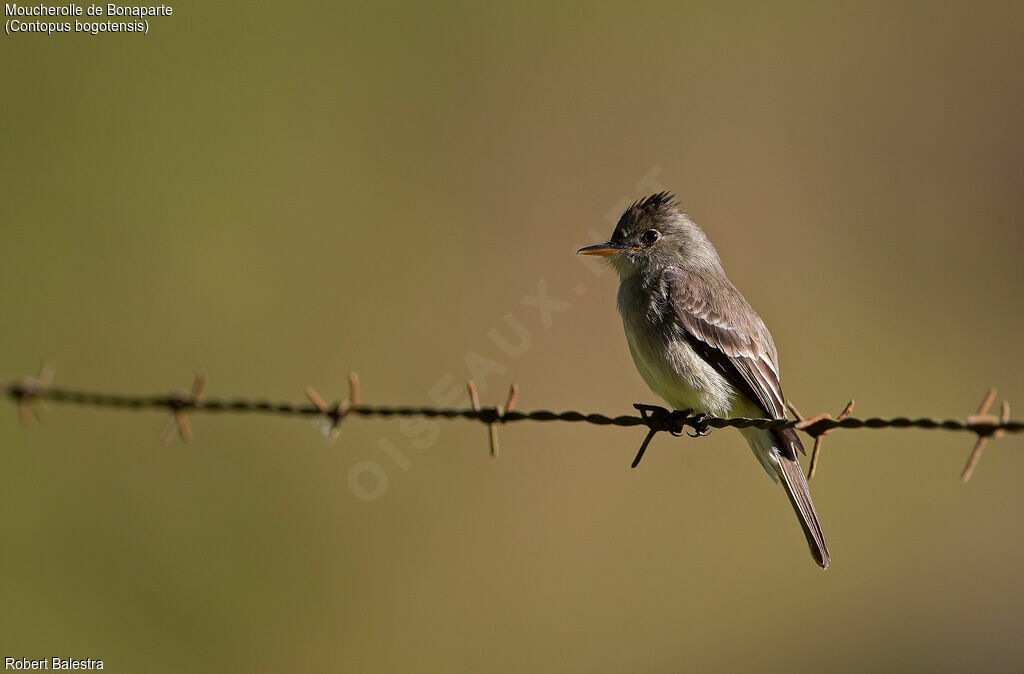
[579,192,829,569]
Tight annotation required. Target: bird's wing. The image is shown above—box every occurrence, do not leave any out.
[662,267,788,423]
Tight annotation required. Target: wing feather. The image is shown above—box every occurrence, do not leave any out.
[662,268,788,422]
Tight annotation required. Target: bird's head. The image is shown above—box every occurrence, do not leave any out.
[577,192,716,279]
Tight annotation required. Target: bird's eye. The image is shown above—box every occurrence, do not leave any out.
[640,229,661,245]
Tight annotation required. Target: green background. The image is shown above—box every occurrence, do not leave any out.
[2,2,1023,672]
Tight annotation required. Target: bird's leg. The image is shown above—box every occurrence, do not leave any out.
[686,412,712,438]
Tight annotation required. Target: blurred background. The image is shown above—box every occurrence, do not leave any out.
[2,2,1023,672]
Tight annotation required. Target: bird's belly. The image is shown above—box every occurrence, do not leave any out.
[623,321,736,417]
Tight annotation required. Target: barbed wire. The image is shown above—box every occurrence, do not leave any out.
[2,364,1020,482]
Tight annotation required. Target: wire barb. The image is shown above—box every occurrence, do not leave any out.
[306,372,360,442]
[12,362,55,425]
[630,405,694,467]
[960,388,1010,483]
[788,400,855,480]
[160,375,205,444]
[466,380,514,457]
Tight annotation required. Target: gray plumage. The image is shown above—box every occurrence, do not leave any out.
[580,192,830,569]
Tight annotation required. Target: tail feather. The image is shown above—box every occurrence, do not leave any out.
[773,428,830,569]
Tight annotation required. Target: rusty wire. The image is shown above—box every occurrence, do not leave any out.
[1,366,1021,481]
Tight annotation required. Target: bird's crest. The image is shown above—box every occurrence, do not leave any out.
[620,191,680,228]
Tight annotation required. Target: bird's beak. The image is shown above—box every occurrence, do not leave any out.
[577,241,628,256]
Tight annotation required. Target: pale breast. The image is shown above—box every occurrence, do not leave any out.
[617,277,737,417]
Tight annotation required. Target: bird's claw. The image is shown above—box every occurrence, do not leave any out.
[666,409,692,437]
[686,413,712,438]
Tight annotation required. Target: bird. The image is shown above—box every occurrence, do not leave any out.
[578,191,829,569]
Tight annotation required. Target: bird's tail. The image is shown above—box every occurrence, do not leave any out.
[771,428,830,570]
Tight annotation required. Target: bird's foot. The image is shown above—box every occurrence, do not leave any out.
[686,413,712,438]
[666,409,693,437]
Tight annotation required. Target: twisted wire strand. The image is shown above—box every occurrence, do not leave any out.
[4,383,1021,437]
